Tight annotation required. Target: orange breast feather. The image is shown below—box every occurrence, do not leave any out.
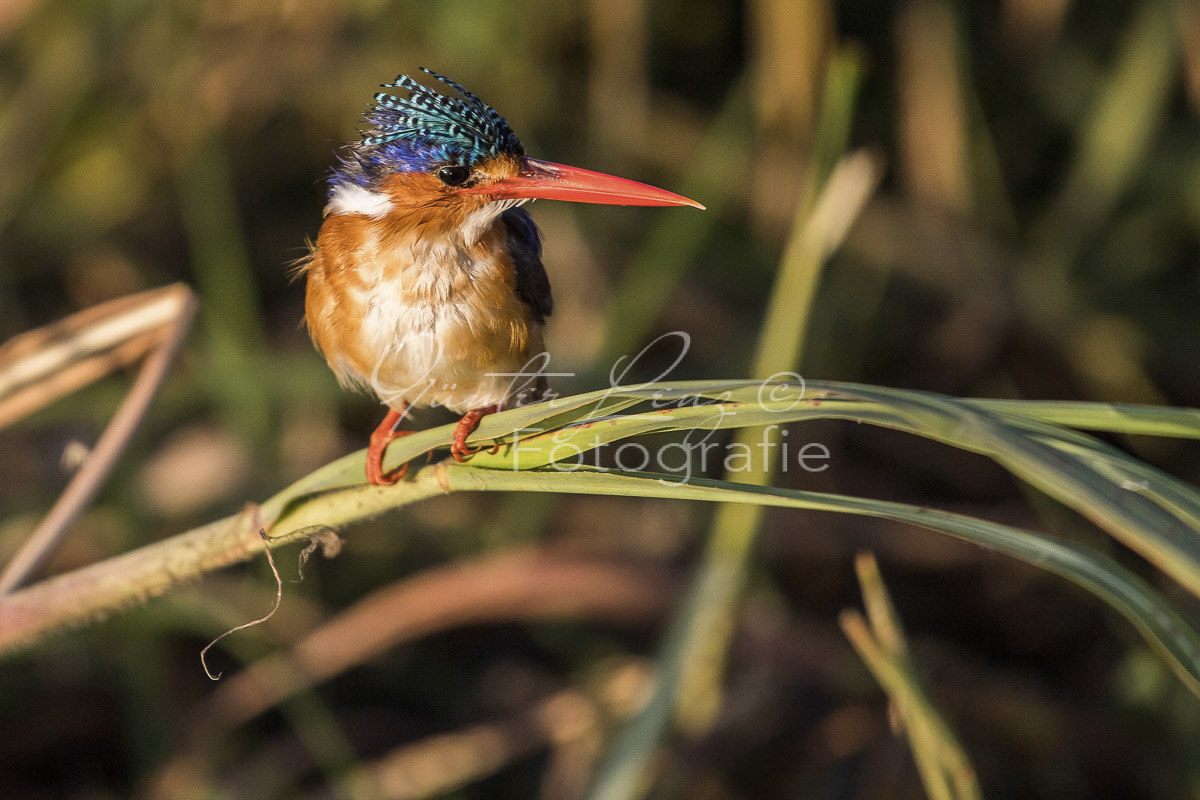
[303,209,542,414]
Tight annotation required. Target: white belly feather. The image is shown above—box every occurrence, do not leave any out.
[352,273,524,414]
[327,196,532,414]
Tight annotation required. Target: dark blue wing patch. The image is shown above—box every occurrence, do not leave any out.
[502,207,552,324]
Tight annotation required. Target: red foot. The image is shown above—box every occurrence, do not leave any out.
[451,404,503,463]
[366,406,413,486]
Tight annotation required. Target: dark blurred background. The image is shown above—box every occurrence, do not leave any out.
[3,0,1200,797]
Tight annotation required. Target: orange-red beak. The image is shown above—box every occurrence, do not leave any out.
[463,157,704,209]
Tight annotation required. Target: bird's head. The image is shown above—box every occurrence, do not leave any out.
[328,69,702,234]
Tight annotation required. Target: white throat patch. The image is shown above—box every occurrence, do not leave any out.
[458,198,529,245]
[325,183,393,219]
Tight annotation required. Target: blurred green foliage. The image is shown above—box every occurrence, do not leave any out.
[3,0,1200,798]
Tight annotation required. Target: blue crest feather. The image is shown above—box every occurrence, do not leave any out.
[329,68,524,191]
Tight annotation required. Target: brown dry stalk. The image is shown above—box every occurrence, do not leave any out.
[338,661,650,800]
[0,284,198,593]
[0,504,267,649]
[206,548,673,726]
[0,468,448,654]
[0,283,192,428]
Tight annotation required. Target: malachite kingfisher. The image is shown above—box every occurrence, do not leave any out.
[300,68,703,485]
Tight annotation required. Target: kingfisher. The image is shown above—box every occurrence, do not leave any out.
[300,69,702,485]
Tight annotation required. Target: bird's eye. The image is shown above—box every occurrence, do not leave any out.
[437,165,471,187]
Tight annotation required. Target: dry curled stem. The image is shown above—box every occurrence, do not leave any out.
[200,526,281,681]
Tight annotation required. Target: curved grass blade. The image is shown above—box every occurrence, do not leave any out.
[266,460,1200,698]
[390,380,1200,601]
[431,466,1200,698]
[966,398,1200,439]
[258,460,1200,800]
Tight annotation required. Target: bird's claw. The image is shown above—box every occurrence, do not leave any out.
[367,456,410,486]
[449,439,502,463]
[450,404,503,464]
[366,407,414,486]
